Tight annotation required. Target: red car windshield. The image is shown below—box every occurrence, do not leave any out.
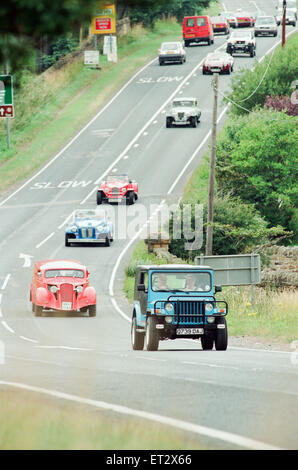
[45,269,84,278]
[106,175,129,183]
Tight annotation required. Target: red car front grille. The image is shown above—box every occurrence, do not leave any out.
[60,284,73,303]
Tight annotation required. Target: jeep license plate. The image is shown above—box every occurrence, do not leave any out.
[176,328,204,335]
[62,302,72,310]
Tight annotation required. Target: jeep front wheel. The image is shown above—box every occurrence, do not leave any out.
[131,317,145,350]
[190,117,197,128]
[201,335,214,350]
[89,305,96,317]
[97,191,103,205]
[166,117,173,128]
[34,304,42,317]
[215,317,228,350]
[145,317,159,351]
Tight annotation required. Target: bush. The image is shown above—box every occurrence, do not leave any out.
[225,33,298,115]
[168,195,288,261]
[215,110,297,240]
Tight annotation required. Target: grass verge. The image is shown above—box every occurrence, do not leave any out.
[0,389,206,450]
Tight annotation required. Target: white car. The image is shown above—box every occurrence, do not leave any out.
[166,97,201,128]
[202,51,234,74]
[254,16,278,36]
[226,30,256,57]
[276,0,297,19]
[158,42,186,65]
[275,9,296,26]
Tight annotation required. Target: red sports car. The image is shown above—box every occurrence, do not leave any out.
[97,174,138,205]
[202,51,234,74]
[211,16,230,34]
[235,10,254,27]
[30,260,97,317]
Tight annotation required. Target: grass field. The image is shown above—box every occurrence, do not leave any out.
[0,389,206,450]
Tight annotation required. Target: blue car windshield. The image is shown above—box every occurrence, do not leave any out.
[151,272,211,292]
[74,210,105,220]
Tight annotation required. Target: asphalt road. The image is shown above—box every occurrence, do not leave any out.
[0,0,297,450]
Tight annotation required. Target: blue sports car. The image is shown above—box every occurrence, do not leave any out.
[65,209,114,247]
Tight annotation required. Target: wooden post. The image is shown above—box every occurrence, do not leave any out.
[206,73,218,256]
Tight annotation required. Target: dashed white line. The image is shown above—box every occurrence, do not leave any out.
[1,321,15,334]
[35,231,55,249]
[19,336,39,344]
[1,274,11,290]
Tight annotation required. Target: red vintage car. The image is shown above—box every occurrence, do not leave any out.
[97,174,138,205]
[235,10,254,27]
[211,16,230,34]
[30,260,97,317]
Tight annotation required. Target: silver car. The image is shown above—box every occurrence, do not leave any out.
[254,16,278,36]
[158,42,186,65]
[166,97,201,128]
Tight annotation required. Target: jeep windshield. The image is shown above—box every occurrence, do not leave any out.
[74,210,105,220]
[172,100,195,107]
[255,17,275,25]
[45,269,84,278]
[231,31,251,38]
[151,271,211,292]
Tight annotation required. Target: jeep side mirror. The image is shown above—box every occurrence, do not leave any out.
[215,285,222,293]
[137,284,146,292]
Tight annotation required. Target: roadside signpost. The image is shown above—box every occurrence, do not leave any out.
[91,4,117,62]
[195,253,261,308]
[0,74,14,149]
[84,50,100,68]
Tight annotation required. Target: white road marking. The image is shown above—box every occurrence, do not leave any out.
[19,253,33,268]
[35,232,55,249]
[35,345,93,351]
[19,336,39,344]
[1,321,15,334]
[57,210,75,230]
[0,381,283,450]
[135,356,167,362]
[1,274,11,290]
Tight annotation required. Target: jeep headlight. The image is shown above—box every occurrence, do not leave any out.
[71,226,77,232]
[207,316,215,324]
[165,302,173,312]
[205,303,214,312]
[49,285,58,293]
[165,316,173,324]
[76,285,83,293]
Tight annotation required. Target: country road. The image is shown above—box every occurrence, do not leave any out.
[0,0,297,450]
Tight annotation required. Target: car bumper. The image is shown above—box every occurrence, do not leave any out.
[227,44,252,53]
[255,28,277,35]
[68,235,109,242]
[159,54,183,62]
[184,36,211,43]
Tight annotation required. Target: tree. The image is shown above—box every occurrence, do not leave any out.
[215,110,297,241]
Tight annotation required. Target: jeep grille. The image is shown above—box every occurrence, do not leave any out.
[173,301,205,325]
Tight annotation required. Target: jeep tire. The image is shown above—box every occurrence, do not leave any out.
[190,116,197,128]
[126,191,135,205]
[145,316,159,351]
[201,335,214,350]
[131,316,145,350]
[65,234,70,247]
[215,317,228,350]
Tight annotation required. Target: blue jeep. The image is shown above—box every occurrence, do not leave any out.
[131,264,228,351]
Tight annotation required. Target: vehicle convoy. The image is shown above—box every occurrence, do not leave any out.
[97,174,138,205]
[254,16,278,36]
[30,260,97,317]
[166,97,201,128]
[202,51,234,74]
[131,265,228,351]
[158,41,186,65]
[183,15,214,46]
[211,16,230,34]
[65,209,113,247]
[226,30,256,57]
[220,11,238,28]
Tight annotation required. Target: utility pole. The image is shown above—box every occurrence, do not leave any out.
[206,73,218,256]
[282,0,286,47]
